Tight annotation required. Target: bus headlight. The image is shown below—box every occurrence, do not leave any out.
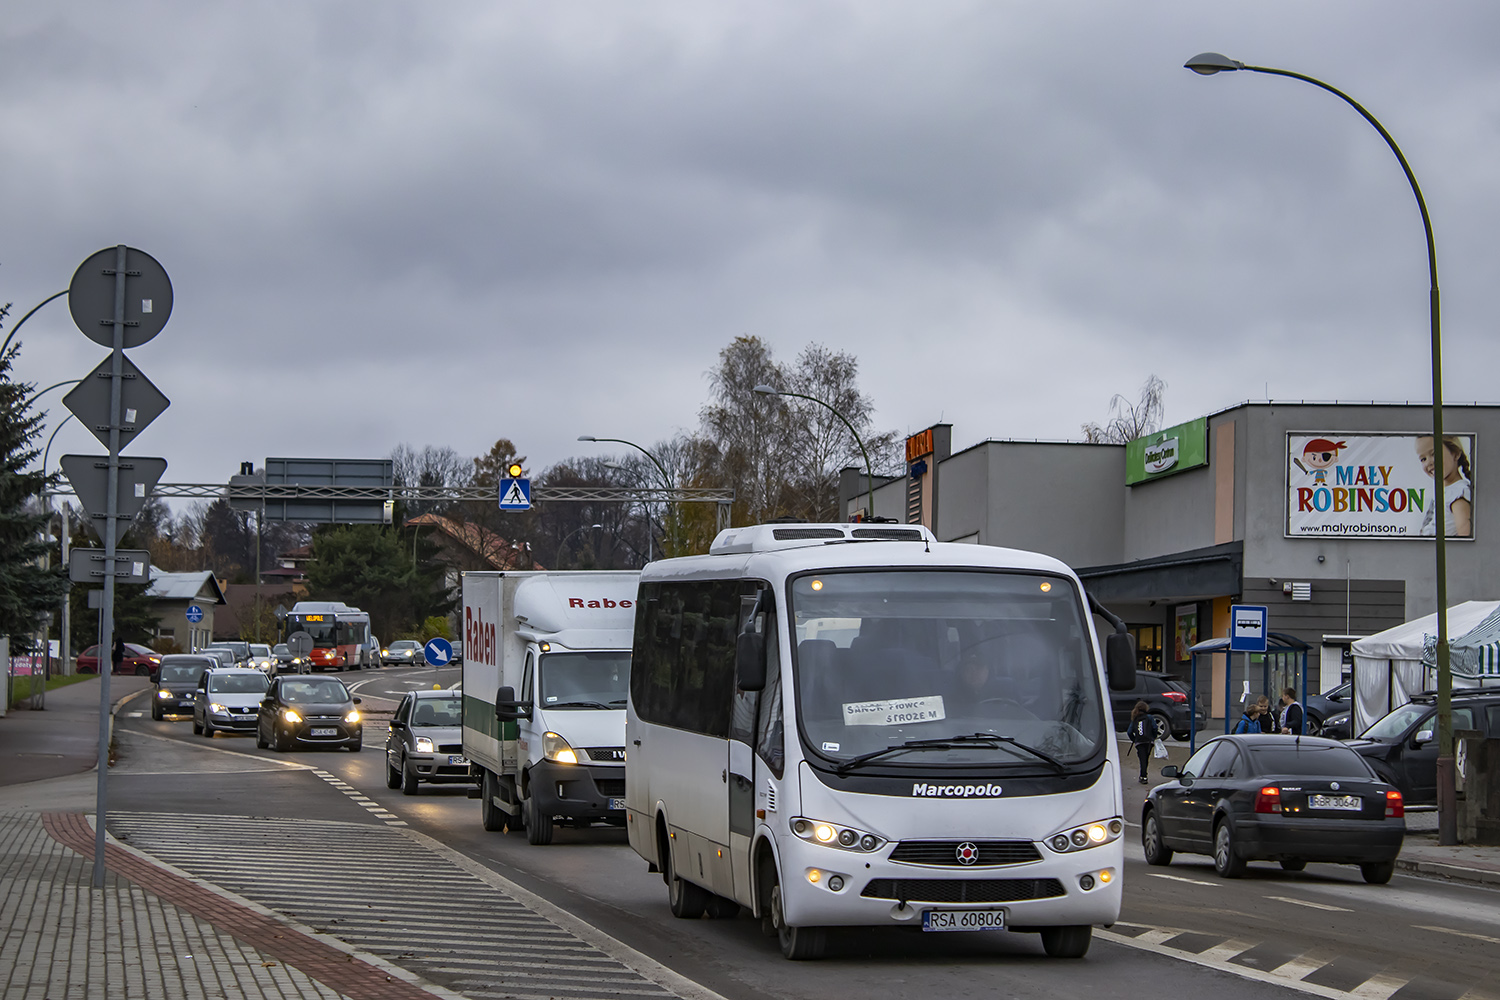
[542,732,578,764]
[791,817,885,853]
[1046,818,1123,853]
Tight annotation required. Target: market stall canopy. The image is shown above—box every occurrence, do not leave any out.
[1425,605,1500,679]
[1350,601,1500,734]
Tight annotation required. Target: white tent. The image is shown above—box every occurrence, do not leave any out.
[1350,600,1500,735]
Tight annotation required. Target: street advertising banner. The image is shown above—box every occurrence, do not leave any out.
[1285,432,1476,540]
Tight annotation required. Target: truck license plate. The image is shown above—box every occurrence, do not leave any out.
[922,909,1006,932]
[309,727,336,737]
[448,755,468,765]
[1309,794,1361,810]
[608,797,627,810]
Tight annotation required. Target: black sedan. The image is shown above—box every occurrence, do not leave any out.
[1142,734,1404,883]
[256,676,363,752]
[151,655,214,720]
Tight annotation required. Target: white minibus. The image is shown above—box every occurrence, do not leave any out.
[625,523,1136,959]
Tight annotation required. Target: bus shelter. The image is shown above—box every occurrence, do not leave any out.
[1185,632,1311,753]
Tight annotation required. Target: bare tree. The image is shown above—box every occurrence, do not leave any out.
[390,443,471,517]
[1082,375,1167,444]
[700,336,798,524]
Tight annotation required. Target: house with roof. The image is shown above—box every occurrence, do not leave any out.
[145,569,227,653]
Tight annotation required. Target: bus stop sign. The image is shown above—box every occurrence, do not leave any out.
[1230,605,1269,653]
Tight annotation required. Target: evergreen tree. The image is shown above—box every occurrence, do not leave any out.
[304,524,452,640]
[0,338,68,651]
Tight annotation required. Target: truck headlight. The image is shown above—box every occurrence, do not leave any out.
[542,731,578,764]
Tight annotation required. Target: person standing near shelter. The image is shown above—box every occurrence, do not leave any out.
[1278,687,1305,735]
[1233,701,1261,734]
[1127,701,1158,784]
[1255,695,1277,734]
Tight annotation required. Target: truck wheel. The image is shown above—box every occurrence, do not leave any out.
[663,829,707,919]
[479,770,505,832]
[401,754,419,795]
[525,795,554,845]
[1040,925,1092,958]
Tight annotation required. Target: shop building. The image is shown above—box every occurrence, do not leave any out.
[842,402,1496,717]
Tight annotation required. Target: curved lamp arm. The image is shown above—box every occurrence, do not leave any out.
[753,385,877,521]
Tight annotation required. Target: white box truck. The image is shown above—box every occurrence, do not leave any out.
[461,570,639,845]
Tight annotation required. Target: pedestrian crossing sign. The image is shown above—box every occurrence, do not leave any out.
[498,477,531,511]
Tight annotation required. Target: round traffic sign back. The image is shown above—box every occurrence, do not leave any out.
[69,246,173,349]
[288,631,314,657]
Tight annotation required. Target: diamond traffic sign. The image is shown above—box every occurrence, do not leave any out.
[498,477,531,511]
[60,454,168,544]
[68,246,174,349]
[68,548,151,585]
[62,353,170,450]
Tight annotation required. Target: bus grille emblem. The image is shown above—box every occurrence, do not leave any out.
[956,842,979,865]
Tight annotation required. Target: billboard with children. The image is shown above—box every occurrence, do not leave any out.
[1285,432,1475,539]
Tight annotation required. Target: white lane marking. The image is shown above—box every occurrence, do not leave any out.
[124,711,144,717]
[1097,929,1396,1000]
[1266,896,1352,912]
[1271,951,1339,981]
[1347,971,1410,1000]
[1198,938,1255,962]
[1148,873,1219,887]
[1413,924,1500,945]
[309,768,409,827]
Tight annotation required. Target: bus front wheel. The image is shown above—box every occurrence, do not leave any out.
[1040,925,1092,958]
[759,856,824,959]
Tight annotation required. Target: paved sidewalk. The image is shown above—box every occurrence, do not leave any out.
[0,674,150,785]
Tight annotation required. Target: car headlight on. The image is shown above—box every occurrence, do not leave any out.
[414,736,434,752]
[790,818,885,853]
[1046,818,1124,854]
[345,710,361,724]
[282,709,302,723]
[209,702,228,714]
[542,731,578,764]
[157,689,171,699]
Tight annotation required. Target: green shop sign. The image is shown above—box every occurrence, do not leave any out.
[1127,417,1209,485]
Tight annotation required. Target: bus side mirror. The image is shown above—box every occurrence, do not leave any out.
[1106,632,1137,692]
[736,629,766,692]
[495,685,530,721]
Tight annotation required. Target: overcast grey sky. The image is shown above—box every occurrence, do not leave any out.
[4,2,1498,489]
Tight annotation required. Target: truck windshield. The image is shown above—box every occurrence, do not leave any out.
[790,570,1105,769]
[540,651,630,709]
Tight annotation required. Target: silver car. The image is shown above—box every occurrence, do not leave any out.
[193,668,270,737]
[383,639,423,667]
[385,690,468,794]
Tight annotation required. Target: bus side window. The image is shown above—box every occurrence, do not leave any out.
[754,611,784,778]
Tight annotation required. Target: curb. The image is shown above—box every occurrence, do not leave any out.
[1394,856,1500,887]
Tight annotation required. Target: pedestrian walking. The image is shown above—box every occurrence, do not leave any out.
[1127,701,1158,784]
[1232,701,1261,734]
[1279,687,1305,735]
[110,636,125,675]
[1255,695,1276,734]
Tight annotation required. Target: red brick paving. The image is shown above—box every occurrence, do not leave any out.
[42,811,443,1000]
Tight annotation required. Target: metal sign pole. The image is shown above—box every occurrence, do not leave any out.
[93,245,127,889]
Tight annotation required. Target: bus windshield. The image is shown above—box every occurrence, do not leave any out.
[540,651,630,709]
[790,570,1105,769]
[290,618,337,646]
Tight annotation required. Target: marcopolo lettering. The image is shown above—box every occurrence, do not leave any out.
[567,597,634,609]
[911,783,1004,798]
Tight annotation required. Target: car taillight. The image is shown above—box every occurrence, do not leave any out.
[1385,789,1404,818]
[1162,691,1188,703]
[1255,786,1282,814]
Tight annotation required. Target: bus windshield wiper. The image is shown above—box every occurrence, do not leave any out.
[546,700,617,710]
[834,733,1066,774]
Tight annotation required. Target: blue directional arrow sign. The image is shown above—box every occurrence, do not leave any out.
[185,604,204,623]
[498,477,531,511]
[423,637,454,667]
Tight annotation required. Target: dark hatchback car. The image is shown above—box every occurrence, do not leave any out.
[1143,734,1404,883]
[257,675,363,752]
[1306,681,1352,734]
[1347,691,1500,806]
[1110,672,1206,741]
[151,655,214,720]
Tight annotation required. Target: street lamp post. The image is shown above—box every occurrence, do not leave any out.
[579,435,675,555]
[555,523,602,570]
[752,385,878,522]
[1186,53,1456,844]
[0,290,69,360]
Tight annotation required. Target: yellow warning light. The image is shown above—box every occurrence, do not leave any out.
[507,463,524,478]
[1039,582,1052,593]
[811,580,824,591]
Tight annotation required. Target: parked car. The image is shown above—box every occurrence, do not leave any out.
[383,639,423,667]
[152,654,214,720]
[1306,681,1352,735]
[1110,671,1206,741]
[256,675,363,752]
[1347,690,1500,805]
[1143,734,1404,883]
[192,668,271,737]
[385,689,468,794]
[248,643,277,675]
[1321,710,1354,741]
[76,642,161,675]
[203,641,252,666]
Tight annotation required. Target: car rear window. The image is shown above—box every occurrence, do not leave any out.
[1248,745,1374,778]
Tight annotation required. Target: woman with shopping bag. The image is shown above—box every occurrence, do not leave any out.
[1127,701,1159,784]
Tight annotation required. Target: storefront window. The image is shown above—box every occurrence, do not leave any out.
[1129,624,1162,672]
